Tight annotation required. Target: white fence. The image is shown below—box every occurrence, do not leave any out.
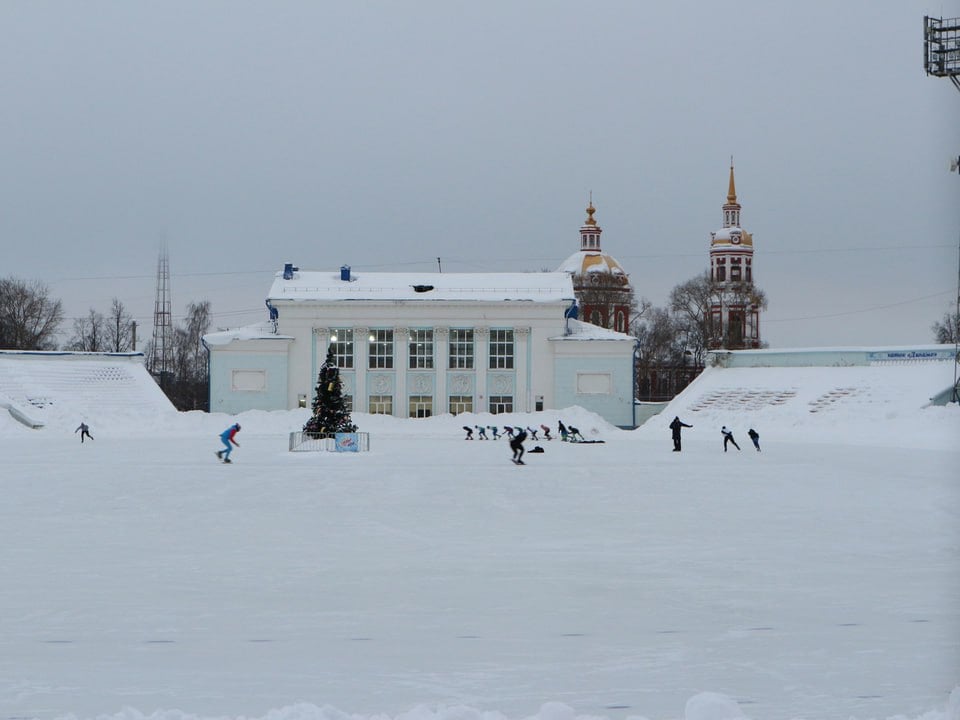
[288,431,370,452]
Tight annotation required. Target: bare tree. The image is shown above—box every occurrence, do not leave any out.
[0,276,64,350]
[165,301,212,410]
[66,309,108,351]
[932,310,960,344]
[106,297,135,352]
[668,273,716,366]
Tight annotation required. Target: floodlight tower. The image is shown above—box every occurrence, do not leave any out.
[925,16,960,403]
[150,245,174,389]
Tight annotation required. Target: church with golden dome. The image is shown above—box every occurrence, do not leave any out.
[556,199,635,333]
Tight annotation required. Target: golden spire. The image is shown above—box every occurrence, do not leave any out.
[584,191,597,226]
[727,156,737,204]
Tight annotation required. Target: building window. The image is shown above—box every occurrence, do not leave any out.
[408,395,433,418]
[409,329,434,369]
[489,329,514,369]
[745,263,752,282]
[368,329,394,369]
[449,329,474,369]
[449,395,473,415]
[615,311,625,332]
[343,395,354,413]
[488,395,513,414]
[716,265,726,281]
[731,265,741,281]
[368,394,393,415]
[589,309,602,325]
[330,329,353,368]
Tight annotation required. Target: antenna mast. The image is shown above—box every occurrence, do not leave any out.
[150,245,174,389]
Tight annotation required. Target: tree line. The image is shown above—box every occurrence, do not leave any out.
[0,275,211,411]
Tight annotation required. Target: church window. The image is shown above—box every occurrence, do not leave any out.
[745,263,752,282]
[368,329,394,369]
[717,265,726,281]
[409,329,434,369]
[589,309,602,325]
[615,311,625,332]
[731,265,741,281]
[489,329,514,369]
[449,329,474,369]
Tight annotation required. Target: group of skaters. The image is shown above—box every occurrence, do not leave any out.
[462,420,585,443]
[669,416,761,453]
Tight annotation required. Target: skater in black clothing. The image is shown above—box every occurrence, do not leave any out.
[540,424,552,440]
[558,420,568,441]
[75,422,93,443]
[669,416,692,451]
[721,426,741,452]
[510,428,527,464]
[568,425,585,442]
[463,425,474,440]
[748,428,761,452]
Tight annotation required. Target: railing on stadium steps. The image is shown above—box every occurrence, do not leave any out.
[288,431,371,452]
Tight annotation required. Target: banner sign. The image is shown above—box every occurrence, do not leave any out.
[334,433,360,452]
[867,349,954,362]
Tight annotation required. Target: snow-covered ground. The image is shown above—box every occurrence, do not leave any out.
[1,356,958,720]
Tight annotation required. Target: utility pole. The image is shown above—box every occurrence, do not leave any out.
[150,245,174,389]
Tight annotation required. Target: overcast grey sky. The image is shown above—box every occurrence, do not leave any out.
[2,1,958,348]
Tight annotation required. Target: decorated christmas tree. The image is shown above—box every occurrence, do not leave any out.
[303,347,357,437]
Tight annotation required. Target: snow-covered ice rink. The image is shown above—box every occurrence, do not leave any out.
[1,355,958,720]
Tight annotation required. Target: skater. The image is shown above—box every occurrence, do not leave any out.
[475,425,488,439]
[510,427,527,464]
[503,425,515,439]
[721,426,741,452]
[568,425,585,442]
[463,425,474,440]
[217,422,241,462]
[669,416,692,452]
[748,428,761,452]
[540,424,552,440]
[488,425,501,440]
[527,426,539,441]
[75,422,93,443]
[558,420,569,441]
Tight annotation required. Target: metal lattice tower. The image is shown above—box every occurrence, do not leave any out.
[924,16,960,93]
[925,16,960,402]
[150,245,174,386]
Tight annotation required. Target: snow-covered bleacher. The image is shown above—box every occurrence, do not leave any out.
[0,351,175,431]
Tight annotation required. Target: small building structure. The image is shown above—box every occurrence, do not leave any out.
[204,265,639,427]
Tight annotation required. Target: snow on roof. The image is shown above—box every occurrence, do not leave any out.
[267,270,575,303]
[551,318,636,341]
[556,250,627,275]
[203,322,293,347]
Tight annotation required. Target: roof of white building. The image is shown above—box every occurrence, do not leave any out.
[267,270,576,303]
[551,318,636,342]
[203,322,293,347]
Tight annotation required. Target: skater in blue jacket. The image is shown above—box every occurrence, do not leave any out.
[217,423,241,462]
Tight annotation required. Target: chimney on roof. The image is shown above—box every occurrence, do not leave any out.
[283,263,298,280]
[340,265,351,282]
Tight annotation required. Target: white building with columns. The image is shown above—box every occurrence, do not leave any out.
[204,264,639,427]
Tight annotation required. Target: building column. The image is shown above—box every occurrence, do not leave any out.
[354,326,370,412]
[435,326,449,412]
[394,326,409,418]
[475,326,489,412]
[514,326,530,412]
